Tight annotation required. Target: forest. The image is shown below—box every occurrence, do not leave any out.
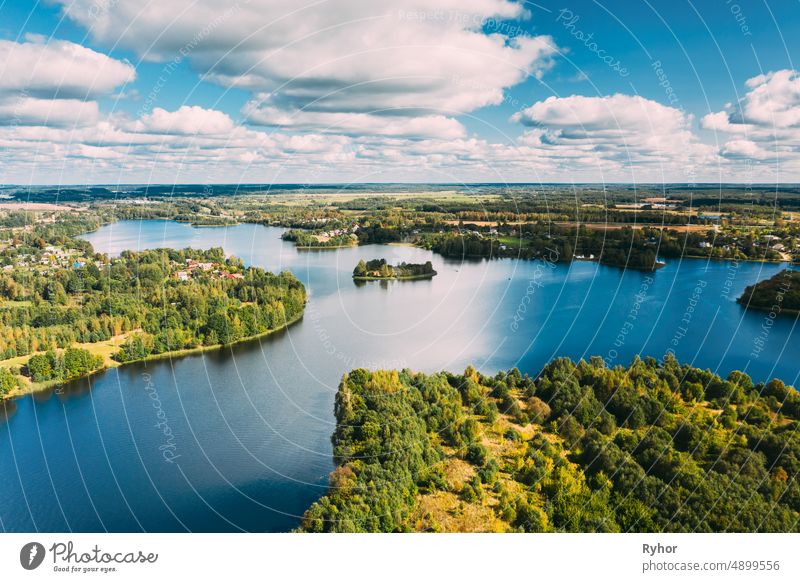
[300,356,800,532]
[0,218,307,392]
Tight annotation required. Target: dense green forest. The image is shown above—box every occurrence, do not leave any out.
[300,357,800,532]
[353,259,436,280]
[0,244,305,363]
[739,269,800,313]
[25,348,104,383]
[0,215,307,392]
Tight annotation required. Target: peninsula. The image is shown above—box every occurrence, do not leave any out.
[738,269,800,313]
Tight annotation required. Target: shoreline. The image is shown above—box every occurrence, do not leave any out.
[85,219,796,268]
[295,244,357,250]
[736,300,800,316]
[353,273,437,281]
[1,309,305,402]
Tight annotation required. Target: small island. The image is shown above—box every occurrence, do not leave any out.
[738,269,800,313]
[353,258,437,281]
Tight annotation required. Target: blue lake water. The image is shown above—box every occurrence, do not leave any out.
[1,219,798,532]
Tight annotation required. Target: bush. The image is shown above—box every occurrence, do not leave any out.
[0,367,20,395]
[466,443,488,467]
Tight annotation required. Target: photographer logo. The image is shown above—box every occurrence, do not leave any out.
[20,542,46,570]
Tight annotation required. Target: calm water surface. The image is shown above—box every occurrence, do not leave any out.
[1,220,798,531]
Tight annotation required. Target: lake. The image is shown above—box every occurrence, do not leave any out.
[1,219,798,532]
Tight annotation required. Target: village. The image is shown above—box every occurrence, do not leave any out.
[174,258,245,282]
[0,239,246,284]
[0,243,100,275]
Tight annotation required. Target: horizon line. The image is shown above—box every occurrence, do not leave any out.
[2,182,800,189]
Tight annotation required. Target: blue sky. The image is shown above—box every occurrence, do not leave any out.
[0,0,799,184]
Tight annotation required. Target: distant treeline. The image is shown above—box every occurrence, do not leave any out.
[422,223,785,270]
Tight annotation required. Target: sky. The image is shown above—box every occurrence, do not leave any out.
[0,0,799,185]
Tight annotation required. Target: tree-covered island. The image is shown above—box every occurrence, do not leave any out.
[301,356,800,532]
[738,269,800,314]
[353,258,437,280]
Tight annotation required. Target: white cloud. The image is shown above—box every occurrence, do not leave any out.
[719,139,773,160]
[131,106,236,135]
[739,70,800,128]
[5,5,800,183]
[242,103,466,138]
[512,94,715,175]
[56,0,557,139]
[0,97,100,127]
[0,37,135,98]
[514,94,688,136]
[702,70,800,166]
[0,37,134,128]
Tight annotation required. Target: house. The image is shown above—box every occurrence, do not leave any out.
[175,270,191,281]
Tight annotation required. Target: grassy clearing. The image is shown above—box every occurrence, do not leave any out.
[0,332,134,371]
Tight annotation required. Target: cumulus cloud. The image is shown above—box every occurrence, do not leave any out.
[0,37,135,98]
[242,103,466,139]
[719,139,773,160]
[738,70,800,128]
[512,94,715,175]
[702,70,800,165]
[6,3,799,183]
[0,97,100,127]
[55,0,557,139]
[130,106,236,135]
[0,37,134,127]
